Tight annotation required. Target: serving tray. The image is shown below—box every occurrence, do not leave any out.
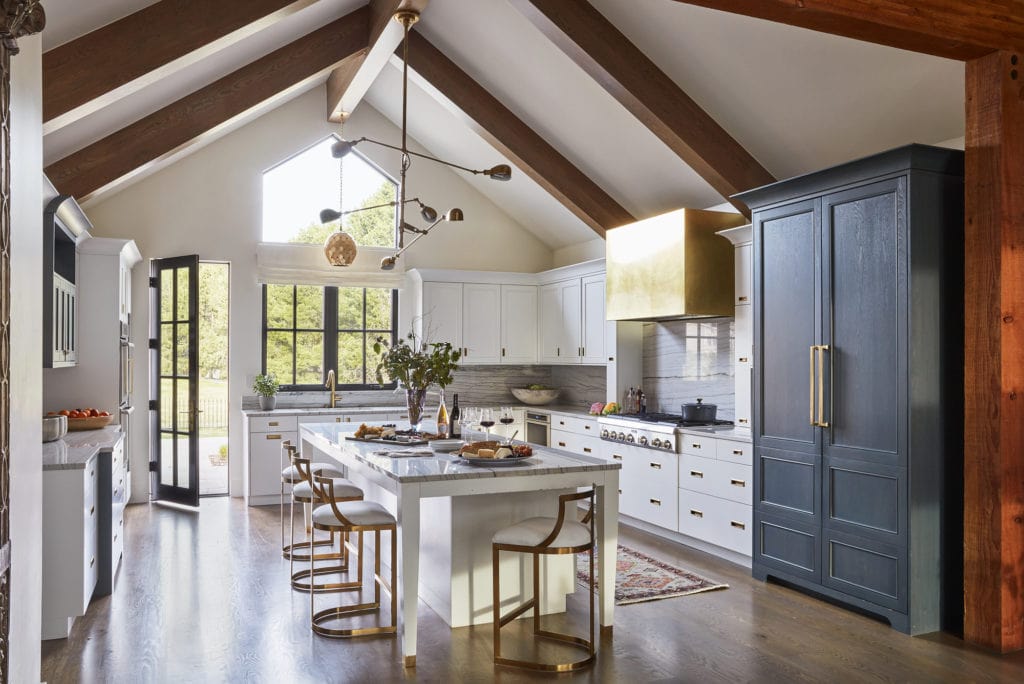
[347,435,430,447]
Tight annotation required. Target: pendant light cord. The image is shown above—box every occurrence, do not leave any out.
[398,15,412,248]
[337,119,344,230]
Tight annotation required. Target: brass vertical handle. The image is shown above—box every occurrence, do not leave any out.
[809,345,816,426]
[818,344,830,428]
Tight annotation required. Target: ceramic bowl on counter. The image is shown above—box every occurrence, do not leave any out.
[42,415,68,443]
[510,387,561,405]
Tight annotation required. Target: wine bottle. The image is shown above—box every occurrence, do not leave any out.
[436,389,450,438]
[449,393,461,438]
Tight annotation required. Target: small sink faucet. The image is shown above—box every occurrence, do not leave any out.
[325,369,338,408]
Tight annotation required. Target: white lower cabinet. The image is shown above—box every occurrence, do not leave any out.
[245,426,297,505]
[678,490,752,555]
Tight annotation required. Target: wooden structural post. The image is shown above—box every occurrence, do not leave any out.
[963,48,1024,654]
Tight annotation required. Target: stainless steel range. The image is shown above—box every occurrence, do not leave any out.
[598,413,734,453]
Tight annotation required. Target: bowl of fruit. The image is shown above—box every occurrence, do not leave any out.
[50,408,114,431]
[510,384,561,406]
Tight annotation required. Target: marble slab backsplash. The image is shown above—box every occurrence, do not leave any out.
[641,318,735,419]
[242,365,606,411]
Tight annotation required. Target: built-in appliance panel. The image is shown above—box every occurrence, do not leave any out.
[826,457,905,537]
[758,447,818,517]
[824,528,906,612]
[755,511,820,582]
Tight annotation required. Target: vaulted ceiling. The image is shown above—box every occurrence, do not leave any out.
[40,0,965,250]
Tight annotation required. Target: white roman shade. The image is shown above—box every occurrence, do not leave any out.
[256,242,405,288]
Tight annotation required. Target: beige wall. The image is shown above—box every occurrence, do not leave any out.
[86,86,552,497]
[9,34,43,683]
[553,237,605,268]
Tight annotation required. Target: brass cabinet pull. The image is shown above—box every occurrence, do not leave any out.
[650,462,662,470]
[732,449,743,455]
[650,498,661,506]
[558,441,566,447]
[738,418,749,425]
[691,443,701,449]
[269,421,279,426]
[335,417,342,422]
[502,347,506,357]
[612,454,623,461]
[738,295,749,302]
[690,509,703,518]
[690,470,703,478]
[583,447,592,453]
[557,347,560,356]
[809,345,816,426]
[817,344,830,428]
[739,356,749,363]
[731,521,746,530]
[584,425,591,430]
[266,434,282,440]
[731,479,746,487]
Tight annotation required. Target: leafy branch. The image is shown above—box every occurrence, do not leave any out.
[372,331,461,390]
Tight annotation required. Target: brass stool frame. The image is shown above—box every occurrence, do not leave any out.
[309,474,398,639]
[281,442,333,561]
[289,452,363,593]
[492,489,596,673]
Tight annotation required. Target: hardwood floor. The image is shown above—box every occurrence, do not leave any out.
[42,498,1024,683]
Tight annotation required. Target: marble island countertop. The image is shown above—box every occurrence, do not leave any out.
[42,425,124,471]
[301,422,618,484]
[241,405,406,418]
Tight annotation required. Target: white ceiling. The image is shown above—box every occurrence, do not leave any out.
[42,0,966,250]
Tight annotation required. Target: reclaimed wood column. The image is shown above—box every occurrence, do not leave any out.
[964,48,1024,654]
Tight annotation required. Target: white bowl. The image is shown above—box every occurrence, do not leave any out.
[510,388,561,406]
[428,439,465,453]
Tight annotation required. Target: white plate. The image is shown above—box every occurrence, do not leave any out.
[428,439,466,453]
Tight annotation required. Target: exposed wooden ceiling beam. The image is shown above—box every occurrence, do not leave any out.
[402,32,634,237]
[45,8,369,202]
[667,0,1024,61]
[326,0,429,123]
[43,0,321,133]
[511,0,775,216]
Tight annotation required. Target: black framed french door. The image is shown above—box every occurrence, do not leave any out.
[149,255,200,506]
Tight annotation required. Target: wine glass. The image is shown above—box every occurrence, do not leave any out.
[462,406,479,437]
[499,406,515,440]
[479,408,496,436]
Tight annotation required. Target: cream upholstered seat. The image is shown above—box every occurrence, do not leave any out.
[492,489,597,673]
[492,517,591,549]
[293,478,362,502]
[308,475,398,639]
[312,500,396,528]
[282,463,343,483]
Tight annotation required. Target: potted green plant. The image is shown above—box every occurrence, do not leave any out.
[373,332,461,431]
[253,373,280,410]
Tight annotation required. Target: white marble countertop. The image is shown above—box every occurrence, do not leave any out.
[42,425,123,471]
[301,422,619,484]
[678,425,753,443]
[241,405,405,418]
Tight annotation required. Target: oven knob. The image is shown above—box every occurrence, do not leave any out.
[638,435,648,446]
[663,441,674,451]
[625,434,635,443]
[600,429,609,439]
[651,438,662,448]
[616,432,626,441]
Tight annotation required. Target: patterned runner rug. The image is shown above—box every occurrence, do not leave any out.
[576,545,728,605]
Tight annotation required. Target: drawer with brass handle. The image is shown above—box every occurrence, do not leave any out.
[717,439,751,465]
[683,434,716,456]
[251,415,297,433]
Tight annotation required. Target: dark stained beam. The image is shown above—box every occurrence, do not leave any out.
[45,8,369,202]
[510,0,775,216]
[326,0,429,122]
[963,49,1024,654]
[44,0,319,128]
[403,32,635,237]
[668,0,1024,61]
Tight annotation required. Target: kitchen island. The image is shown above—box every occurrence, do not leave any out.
[300,422,621,667]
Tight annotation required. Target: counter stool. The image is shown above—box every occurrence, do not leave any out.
[491,489,596,672]
[308,474,398,638]
[280,441,344,560]
[289,452,364,593]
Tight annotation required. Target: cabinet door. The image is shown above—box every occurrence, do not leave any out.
[422,282,463,351]
[735,243,752,305]
[754,199,821,455]
[539,283,563,364]
[65,284,77,365]
[500,285,538,364]
[462,283,501,363]
[561,280,582,364]
[249,430,296,498]
[580,274,606,364]
[822,178,905,469]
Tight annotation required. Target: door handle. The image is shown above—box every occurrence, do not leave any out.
[649,498,661,506]
[817,344,830,428]
[809,345,816,426]
[649,462,662,470]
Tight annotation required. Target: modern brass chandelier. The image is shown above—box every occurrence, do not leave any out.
[321,8,511,270]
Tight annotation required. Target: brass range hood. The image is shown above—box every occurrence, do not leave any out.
[605,208,747,321]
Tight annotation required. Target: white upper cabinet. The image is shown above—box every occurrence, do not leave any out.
[539,282,567,364]
[462,283,501,364]
[422,281,463,350]
[735,243,752,306]
[500,285,538,363]
[580,274,606,364]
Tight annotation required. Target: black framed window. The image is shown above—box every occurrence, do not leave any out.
[262,284,398,390]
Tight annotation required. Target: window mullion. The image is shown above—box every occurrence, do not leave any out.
[325,287,338,381]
